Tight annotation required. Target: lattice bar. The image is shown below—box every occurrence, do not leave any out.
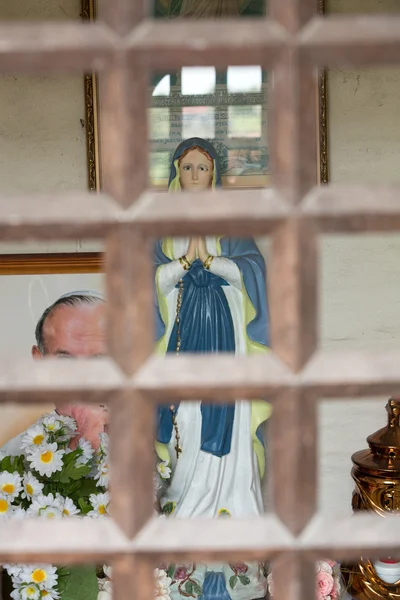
[98,0,148,35]
[0,22,116,73]
[3,513,400,563]
[0,359,122,405]
[105,231,154,374]
[0,192,119,241]
[3,186,400,241]
[0,520,127,564]
[124,189,289,236]
[300,15,400,67]
[3,351,400,404]
[109,391,155,536]
[2,16,400,74]
[134,353,292,400]
[270,390,317,535]
[269,220,319,371]
[302,184,400,232]
[127,19,287,68]
[134,351,400,399]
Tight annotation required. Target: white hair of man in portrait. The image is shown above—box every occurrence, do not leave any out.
[1,290,108,456]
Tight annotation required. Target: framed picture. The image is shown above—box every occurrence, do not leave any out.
[86,0,329,191]
[0,272,104,448]
[1,0,328,275]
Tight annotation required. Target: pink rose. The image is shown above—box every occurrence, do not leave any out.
[316,571,334,600]
[232,563,249,574]
[174,566,188,580]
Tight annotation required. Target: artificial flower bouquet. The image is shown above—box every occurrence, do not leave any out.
[0,413,110,600]
[267,559,342,599]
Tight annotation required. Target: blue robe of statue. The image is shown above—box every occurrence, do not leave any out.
[155,236,269,457]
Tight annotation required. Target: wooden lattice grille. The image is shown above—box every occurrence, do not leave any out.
[2,1,400,599]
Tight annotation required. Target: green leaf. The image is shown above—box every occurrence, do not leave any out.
[74,478,101,499]
[52,460,92,484]
[57,567,71,578]
[239,575,250,586]
[78,498,92,515]
[161,501,176,515]
[57,567,71,596]
[167,564,175,579]
[60,565,98,600]
[184,581,194,596]
[192,582,203,596]
[0,455,25,476]
[63,450,79,466]
[229,575,238,589]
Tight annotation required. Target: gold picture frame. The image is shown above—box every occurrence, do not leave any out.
[81,0,101,192]
[318,0,329,185]
[2,0,328,275]
[80,0,328,191]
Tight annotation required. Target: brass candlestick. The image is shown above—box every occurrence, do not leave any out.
[342,398,400,599]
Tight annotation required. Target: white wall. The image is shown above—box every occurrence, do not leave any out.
[319,0,400,514]
[0,0,101,255]
[1,0,400,516]
[0,0,86,194]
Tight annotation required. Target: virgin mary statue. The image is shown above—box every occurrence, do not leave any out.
[154,138,270,600]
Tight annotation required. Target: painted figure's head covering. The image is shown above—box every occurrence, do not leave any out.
[168,137,222,191]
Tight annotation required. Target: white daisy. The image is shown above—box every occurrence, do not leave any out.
[98,432,108,455]
[10,588,21,600]
[19,584,40,600]
[75,438,94,466]
[60,496,79,517]
[95,458,109,488]
[157,460,171,480]
[88,492,110,518]
[0,449,6,461]
[27,443,64,477]
[21,564,58,591]
[40,415,76,443]
[0,494,13,518]
[20,425,48,451]
[54,414,77,435]
[4,563,24,581]
[0,471,23,499]
[39,590,60,600]
[41,506,62,519]
[41,416,63,434]
[22,473,44,500]
[11,506,27,520]
[27,493,62,518]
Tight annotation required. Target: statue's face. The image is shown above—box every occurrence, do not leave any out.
[179,148,213,192]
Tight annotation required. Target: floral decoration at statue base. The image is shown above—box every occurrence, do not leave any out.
[267,559,342,600]
[0,413,110,600]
